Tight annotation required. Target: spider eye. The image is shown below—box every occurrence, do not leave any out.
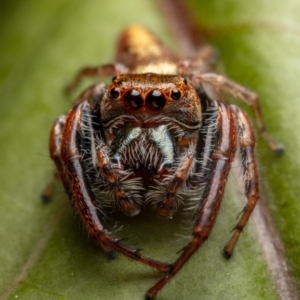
[146,90,166,111]
[182,77,187,84]
[124,89,143,110]
[110,88,120,99]
[171,89,181,100]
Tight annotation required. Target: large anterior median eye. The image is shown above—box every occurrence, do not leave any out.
[124,89,143,110]
[146,90,166,111]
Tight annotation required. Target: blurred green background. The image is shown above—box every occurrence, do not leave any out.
[0,0,299,299]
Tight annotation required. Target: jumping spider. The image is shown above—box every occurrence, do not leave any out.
[43,25,283,299]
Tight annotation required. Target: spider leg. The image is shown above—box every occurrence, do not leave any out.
[50,100,168,271]
[95,144,142,216]
[145,102,238,299]
[76,83,142,216]
[191,72,284,154]
[223,105,259,258]
[65,63,128,94]
[177,45,217,75]
[156,149,194,218]
[41,171,60,202]
[41,115,67,202]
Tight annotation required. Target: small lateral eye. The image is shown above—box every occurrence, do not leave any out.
[171,89,181,100]
[182,77,187,84]
[112,75,117,82]
[110,87,120,99]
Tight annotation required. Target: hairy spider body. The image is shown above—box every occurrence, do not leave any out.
[45,25,283,299]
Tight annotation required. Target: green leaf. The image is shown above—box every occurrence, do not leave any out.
[0,0,297,299]
[188,0,300,294]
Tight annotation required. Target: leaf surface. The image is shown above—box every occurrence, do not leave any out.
[188,0,300,294]
[0,0,297,299]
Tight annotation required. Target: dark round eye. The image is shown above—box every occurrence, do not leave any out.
[171,89,181,100]
[124,89,143,110]
[182,77,187,84]
[146,90,166,111]
[110,87,120,99]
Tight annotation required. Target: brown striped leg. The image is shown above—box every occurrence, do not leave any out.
[41,171,59,203]
[41,115,67,202]
[95,145,141,216]
[157,150,194,218]
[65,63,127,94]
[146,103,237,299]
[191,72,284,154]
[223,105,260,258]
[177,45,217,75]
[50,101,168,271]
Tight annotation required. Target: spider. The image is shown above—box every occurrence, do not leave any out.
[43,25,283,299]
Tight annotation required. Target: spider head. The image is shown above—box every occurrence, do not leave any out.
[101,73,202,135]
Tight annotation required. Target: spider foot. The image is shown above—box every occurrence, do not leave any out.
[121,201,141,217]
[40,192,51,203]
[41,172,59,203]
[259,128,285,155]
[106,250,117,259]
[273,143,285,155]
[64,82,75,95]
[223,249,232,260]
[157,203,174,219]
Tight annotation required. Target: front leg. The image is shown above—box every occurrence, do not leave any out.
[146,146,195,219]
[95,142,142,216]
[50,99,169,271]
[41,115,67,202]
[223,105,260,258]
[65,63,128,94]
[146,102,238,299]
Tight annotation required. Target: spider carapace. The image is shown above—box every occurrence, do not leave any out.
[43,25,283,299]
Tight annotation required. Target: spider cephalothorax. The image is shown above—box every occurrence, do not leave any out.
[72,72,207,220]
[44,25,283,299]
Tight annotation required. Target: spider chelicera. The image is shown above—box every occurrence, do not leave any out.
[43,25,283,299]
